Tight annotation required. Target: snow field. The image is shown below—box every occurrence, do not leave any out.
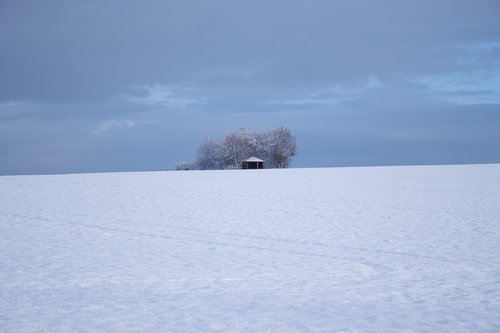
[1,164,500,332]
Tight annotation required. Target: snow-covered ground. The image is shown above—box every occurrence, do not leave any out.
[1,164,499,332]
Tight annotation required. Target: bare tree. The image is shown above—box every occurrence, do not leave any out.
[186,127,297,170]
[175,161,195,170]
[268,127,297,168]
[220,129,257,169]
[195,137,221,170]
[255,131,274,167]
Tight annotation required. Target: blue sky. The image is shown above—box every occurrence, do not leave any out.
[1,0,499,174]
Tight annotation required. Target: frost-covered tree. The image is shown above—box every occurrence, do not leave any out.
[186,127,297,170]
[267,127,297,168]
[175,161,195,170]
[254,131,274,167]
[195,137,221,170]
[220,129,257,169]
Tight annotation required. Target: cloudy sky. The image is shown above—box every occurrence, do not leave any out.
[1,0,499,174]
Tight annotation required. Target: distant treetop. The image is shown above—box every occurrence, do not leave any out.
[176,127,297,170]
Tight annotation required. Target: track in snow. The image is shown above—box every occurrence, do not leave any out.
[1,165,500,332]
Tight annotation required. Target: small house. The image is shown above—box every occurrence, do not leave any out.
[242,157,264,169]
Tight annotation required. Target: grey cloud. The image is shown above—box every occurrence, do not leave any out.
[125,84,211,109]
[2,0,499,103]
[0,0,499,174]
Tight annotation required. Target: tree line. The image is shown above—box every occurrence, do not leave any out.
[177,127,297,170]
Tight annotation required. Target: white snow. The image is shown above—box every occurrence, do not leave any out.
[244,157,264,162]
[1,164,500,332]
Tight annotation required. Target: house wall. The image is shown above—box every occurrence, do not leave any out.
[242,162,264,169]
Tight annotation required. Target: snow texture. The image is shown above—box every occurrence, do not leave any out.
[244,157,264,162]
[1,164,500,332]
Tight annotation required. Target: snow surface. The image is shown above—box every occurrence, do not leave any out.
[1,164,500,332]
[244,157,264,162]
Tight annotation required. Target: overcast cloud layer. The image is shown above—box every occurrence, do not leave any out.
[1,0,499,174]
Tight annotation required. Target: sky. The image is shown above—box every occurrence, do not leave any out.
[1,0,499,175]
